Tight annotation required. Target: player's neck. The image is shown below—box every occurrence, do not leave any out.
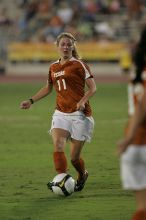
[60,56,72,65]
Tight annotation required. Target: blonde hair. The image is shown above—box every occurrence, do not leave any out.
[55,32,80,59]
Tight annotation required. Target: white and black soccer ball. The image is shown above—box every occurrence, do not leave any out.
[49,173,75,196]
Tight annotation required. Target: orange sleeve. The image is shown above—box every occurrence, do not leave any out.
[83,62,93,79]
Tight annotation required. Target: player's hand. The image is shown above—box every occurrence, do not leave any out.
[117,139,129,156]
[76,102,85,111]
[20,100,31,109]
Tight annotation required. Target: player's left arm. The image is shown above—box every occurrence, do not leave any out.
[117,89,146,155]
[127,89,146,140]
[76,77,96,111]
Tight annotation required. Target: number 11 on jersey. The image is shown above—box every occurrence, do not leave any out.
[57,79,67,91]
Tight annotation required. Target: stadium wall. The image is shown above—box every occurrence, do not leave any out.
[5,42,132,77]
[8,42,130,62]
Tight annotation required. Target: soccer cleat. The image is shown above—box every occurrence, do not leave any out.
[47,181,54,191]
[74,170,88,192]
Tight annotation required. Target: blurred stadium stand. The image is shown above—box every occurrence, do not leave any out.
[0,0,146,76]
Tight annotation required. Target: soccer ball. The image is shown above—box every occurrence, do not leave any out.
[49,173,75,196]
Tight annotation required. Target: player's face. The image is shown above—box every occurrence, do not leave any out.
[58,37,74,60]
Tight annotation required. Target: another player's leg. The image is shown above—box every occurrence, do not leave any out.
[131,190,146,220]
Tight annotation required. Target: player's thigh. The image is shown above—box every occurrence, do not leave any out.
[51,128,70,151]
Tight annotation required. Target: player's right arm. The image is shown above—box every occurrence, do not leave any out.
[20,82,53,109]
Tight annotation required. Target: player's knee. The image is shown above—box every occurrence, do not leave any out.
[54,139,65,151]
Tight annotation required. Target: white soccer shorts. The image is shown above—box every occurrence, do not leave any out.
[50,110,94,142]
[120,145,146,190]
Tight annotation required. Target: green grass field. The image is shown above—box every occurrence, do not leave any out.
[0,82,135,220]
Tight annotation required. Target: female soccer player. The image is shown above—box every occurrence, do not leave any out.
[117,25,146,220]
[20,32,96,192]
[117,86,146,220]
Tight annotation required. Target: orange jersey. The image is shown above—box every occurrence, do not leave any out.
[126,75,146,145]
[48,57,93,116]
[128,83,144,116]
